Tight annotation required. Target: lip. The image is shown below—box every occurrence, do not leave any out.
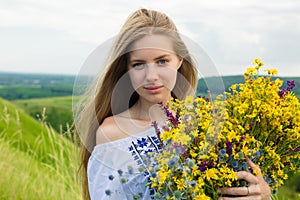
[143,85,163,94]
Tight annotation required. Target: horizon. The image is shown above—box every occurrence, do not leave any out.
[1,70,300,78]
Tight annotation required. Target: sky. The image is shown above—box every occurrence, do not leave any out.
[0,0,299,77]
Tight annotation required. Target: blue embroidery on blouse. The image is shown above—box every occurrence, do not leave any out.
[128,146,134,151]
[137,138,148,148]
[129,136,162,165]
[128,135,162,199]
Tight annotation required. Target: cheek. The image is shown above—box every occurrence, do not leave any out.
[128,71,143,89]
[162,70,178,90]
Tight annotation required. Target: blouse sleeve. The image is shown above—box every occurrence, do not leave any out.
[87,141,153,200]
[88,154,127,200]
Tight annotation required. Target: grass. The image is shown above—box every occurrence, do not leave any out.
[0,139,80,199]
[0,98,82,199]
[13,96,79,134]
[276,170,300,199]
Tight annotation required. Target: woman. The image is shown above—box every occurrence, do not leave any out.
[76,8,271,200]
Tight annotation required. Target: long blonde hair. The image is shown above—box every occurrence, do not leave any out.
[77,8,198,200]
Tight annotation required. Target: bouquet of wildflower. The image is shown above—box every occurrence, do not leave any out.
[144,59,300,199]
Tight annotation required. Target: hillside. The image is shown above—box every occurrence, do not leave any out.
[0,98,81,199]
[13,96,78,134]
[0,139,80,199]
[197,75,300,99]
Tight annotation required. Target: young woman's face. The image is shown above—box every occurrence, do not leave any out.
[128,34,182,104]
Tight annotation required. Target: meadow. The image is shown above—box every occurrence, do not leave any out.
[0,72,299,199]
[0,98,82,200]
[13,96,77,135]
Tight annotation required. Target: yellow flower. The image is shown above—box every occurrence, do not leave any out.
[161,130,174,141]
[252,58,264,66]
[225,179,233,187]
[227,131,238,142]
[252,58,260,64]
[173,131,191,145]
[204,168,219,181]
[184,95,194,106]
[150,177,157,188]
[246,67,257,75]
[157,168,170,184]
[191,165,200,176]
[242,144,250,154]
[175,178,186,190]
[190,129,199,137]
[264,68,278,75]
[194,194,211,200]
[190,149,198,158]
[275,78,283,87]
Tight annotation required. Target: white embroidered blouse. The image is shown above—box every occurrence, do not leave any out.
[87,127,161,200]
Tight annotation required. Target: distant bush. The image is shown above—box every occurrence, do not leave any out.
[0,86,73,100]
[0,72,75,100]
[197,76,300,97]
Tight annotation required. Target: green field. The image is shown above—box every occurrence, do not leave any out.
[13,96,78,135]
[0,98,82,199]
[0,72,74,100]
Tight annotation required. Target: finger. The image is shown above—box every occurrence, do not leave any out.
[218,187,248,196]
[236,171,259,184]
[218,195,260,200]
[246,158,262,176]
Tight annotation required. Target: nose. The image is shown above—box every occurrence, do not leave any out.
[145,63,159,82]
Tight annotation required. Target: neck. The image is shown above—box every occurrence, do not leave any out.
[130,97,169,123]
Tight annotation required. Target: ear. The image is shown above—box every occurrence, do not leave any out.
[177,56,183,70]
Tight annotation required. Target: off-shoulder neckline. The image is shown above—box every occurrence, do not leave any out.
[92,127,156,152]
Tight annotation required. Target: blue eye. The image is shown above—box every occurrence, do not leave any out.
[132,63,145,68]
[157,59,168,65]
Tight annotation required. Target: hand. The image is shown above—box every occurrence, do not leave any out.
[218,158,271,200]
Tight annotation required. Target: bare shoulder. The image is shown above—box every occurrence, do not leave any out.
[96,110,154,145]
[95,116,129,145]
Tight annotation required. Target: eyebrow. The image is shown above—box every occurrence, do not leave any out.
[129,54,171,63]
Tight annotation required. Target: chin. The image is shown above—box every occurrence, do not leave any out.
[148,95,170,104]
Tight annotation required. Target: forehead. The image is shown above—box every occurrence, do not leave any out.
[130,34,175,53]
[129,48,173,61]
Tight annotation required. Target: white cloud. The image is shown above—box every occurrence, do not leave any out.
[0,0,299,76]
